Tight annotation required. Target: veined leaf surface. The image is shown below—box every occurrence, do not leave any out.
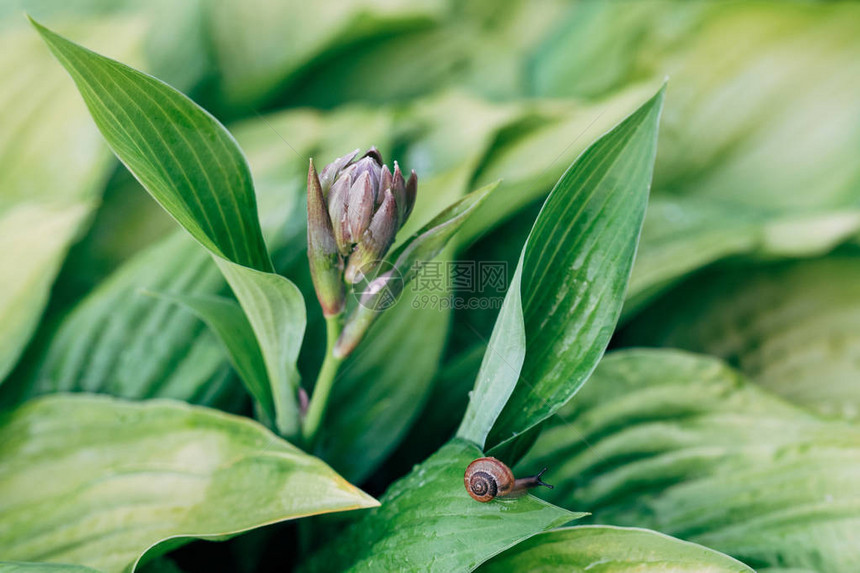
[0,395,377,573]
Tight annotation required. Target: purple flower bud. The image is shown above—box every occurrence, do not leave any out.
[319,149,358,195]
[347,172,374,241]
[344,189,398,284]
[327,173,352,256]
[310,147,419,292]
[306,160,345,317]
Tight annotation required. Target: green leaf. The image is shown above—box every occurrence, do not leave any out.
[457,261,524,445]
[624,256,860,420]
[215,260,306,438]
[462,84,659,245]
[144,291,273,424]
[0,563,102,573]
[0,395,377,573]
[30,17,272,272]
[208,0,445,108]
[0,20,147,384]
[624,197,860,319]
[458,86,664,449]
[479,526,754,572]
[302,439,581,572]
[520,349,860,572]
[11,233,233,408]
[318,281,451,483]
[31,21,309,438]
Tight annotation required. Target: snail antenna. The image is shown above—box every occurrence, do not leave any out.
[533,467,554,489]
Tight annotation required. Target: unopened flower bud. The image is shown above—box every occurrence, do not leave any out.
[307,159,345,317]
[311,147,419,287]
[344,189,398,283]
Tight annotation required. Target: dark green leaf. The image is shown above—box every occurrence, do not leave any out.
[31,21,310,438]
[318,281,451,483]
[0,395,377,573]
[302,439,581,572]
[30,18,272,272]
[479,526,753,572]
[458,86,664,449]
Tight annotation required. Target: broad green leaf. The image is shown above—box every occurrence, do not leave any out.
[520,349,860,572]
[302,439,580,572]
[208,0,445,108]
[0,564,101,573]
[534,2,860,211]
[0,19,147,384]
[625,197,860,319]
[0,204,90,383]
[458,86,664,449]
[479,526,753,573]
[0,395,377,573]
[145,291,272,424]
[11,233,234,408]
[623,256,860,419]
[31,18,272,272]
[215,259,306,438]
[530,2,860,315]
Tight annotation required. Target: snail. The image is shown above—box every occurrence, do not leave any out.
[464,457,553,502]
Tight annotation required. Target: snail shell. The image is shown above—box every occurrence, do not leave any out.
[464,457,515,502]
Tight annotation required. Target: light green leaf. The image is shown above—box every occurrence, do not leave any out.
[215,259,306,438]
[479,526,753,573]
[31,17,272,272]
[0,395,377,573]
[9,102,394,411]
[459,86,664,449]
[208,0,445,108]
[624,197,860,318]
[302,439,580,572]
[520,349,860,572]
[534,2,860,211]
[145,290,272,424]
[0,19,147,384]
[0,563,102,573]
[624,256,860,420]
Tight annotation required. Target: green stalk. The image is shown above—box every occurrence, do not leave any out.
[302,314,344,445]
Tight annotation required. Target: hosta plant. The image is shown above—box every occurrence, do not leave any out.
[0,8,857,573]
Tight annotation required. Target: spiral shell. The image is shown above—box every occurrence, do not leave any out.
[464,457,515,502]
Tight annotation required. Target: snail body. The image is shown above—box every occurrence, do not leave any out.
[464,457,553,502]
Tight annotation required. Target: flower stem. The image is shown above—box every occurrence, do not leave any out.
[302,314,344,446]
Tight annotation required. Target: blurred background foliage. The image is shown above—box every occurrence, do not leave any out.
[1,0,859,571]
